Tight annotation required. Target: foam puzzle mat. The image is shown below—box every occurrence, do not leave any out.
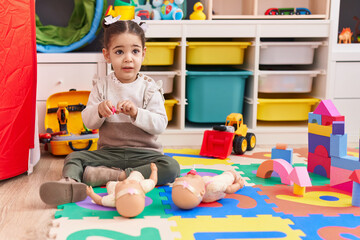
[48,146,360,240]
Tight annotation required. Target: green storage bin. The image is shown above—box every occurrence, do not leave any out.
[186,68,252,123]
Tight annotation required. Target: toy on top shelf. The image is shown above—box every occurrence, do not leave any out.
[338,27,353,44]
[200,113,256,159]
[106,0,136,20]
[265,8,279,15]
[353,16,360,43]
[86,163,158,218]
[279,8,294,15]
[265,8,311,16]
[189,2,206,20]
[152,0,184,20]
[134,0,152,20]
[295,8,311,15]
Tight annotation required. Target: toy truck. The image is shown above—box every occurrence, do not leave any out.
[224,113,256,155]
[200,113,256,158]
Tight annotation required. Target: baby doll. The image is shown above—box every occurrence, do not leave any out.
[171,169,245,209]
[86,163,158,218]
[202,170,245,203]
[171,169,206,209]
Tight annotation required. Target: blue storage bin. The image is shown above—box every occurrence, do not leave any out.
[186,68,252,123]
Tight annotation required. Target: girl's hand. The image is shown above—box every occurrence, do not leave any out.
[98,100,114,118]
[116,100,138,119]
[150,163,158,172]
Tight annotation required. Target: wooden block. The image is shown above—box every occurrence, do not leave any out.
[308,123,332,137]
[313,99,341,116]
[308,112,322,124]
[330,133,348,158]
[275,143,287,150]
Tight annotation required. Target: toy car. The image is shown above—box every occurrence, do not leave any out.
[137,10,150,20]
[265,8,279,15]
[295,8,311,15]
[279,8,295,15]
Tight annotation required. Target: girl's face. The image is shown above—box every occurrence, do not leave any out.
[103,33,146,83]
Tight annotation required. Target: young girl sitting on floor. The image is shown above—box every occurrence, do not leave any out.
[39,16,180,205]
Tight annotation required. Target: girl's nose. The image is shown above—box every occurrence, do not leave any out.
[124,53,133,62]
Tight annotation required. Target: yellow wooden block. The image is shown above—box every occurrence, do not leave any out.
[293,184,305,196]
[308,123,332,137]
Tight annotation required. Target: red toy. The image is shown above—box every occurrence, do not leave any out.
[200,130,234,159]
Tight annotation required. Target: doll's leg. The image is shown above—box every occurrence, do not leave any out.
[122,148,180,185]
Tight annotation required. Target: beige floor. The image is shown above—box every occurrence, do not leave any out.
[0,150,64,240]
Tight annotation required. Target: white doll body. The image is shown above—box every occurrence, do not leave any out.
[202,171,244,203]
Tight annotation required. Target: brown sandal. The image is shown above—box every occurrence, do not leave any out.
[39,180,87,205]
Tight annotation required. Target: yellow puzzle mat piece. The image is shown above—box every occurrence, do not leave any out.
[170,215,305,240]
[277,191,352,207]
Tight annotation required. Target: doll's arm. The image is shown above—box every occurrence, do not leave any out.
[149,163,158,185]
[86,186,104,206]
[225,173,245,194]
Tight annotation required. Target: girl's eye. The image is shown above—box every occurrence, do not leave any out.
[133,49,140,54]
[115,50,123,55]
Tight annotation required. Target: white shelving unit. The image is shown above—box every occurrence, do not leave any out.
[328,0,360,143]
[37,20,331,146]
[202,0,330,20]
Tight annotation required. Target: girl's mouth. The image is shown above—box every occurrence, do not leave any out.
[123,67,133,71]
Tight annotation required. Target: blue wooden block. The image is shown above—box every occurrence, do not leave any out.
[271,147,293,164]
[330,133,348,157]
[331,155,360,171]
[352,182,360,207]
[308,133,330,156]
[308,112,322,124]
[332,121,345,135]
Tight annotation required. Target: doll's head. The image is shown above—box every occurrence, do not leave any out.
[171,170,206,209]
[114,179,145,218]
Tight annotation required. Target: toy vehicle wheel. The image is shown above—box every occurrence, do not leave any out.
[233,136,247,155]
[246,133,256,151]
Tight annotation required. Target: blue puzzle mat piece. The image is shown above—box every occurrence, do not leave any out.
[55,187,172,219]
[160,185,282,218]
[285,214,360,240]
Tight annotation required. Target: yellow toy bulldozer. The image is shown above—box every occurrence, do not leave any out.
[214,113,256,155]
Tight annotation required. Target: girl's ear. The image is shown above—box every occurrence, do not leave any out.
[102,48,111,63]
[142,47,146,60]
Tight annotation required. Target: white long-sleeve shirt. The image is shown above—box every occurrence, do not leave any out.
[82,72,167,152]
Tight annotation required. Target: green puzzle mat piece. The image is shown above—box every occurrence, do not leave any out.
[233,163,330,186]
[55,187,172,219]
[67,227,161,240]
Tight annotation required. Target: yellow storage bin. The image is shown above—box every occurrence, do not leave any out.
[165,99,178,121]
[186,42,251,65]
[143,42,180,66]
[257,96,320,121]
